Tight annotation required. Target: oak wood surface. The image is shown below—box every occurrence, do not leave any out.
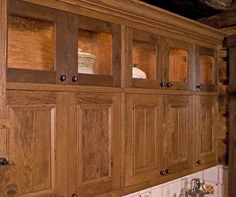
[22,0,225,45]
[164,95,193,175]
[195,95,218,168]
[0,1,225,196]
[125,94,164,187]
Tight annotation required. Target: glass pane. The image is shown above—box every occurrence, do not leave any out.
[132,40,156,80]
[200,55,214,84]
[78,29,112,75]
[8,15,55,71]
[169,48,188,82]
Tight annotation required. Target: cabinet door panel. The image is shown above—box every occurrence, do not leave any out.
[196,96,217,165]
[125,94,164,186]
[164,96,193,173]
[6,90,62,197]
[196,47,217,91]
[164,39,194,90]
[73,93,120,196]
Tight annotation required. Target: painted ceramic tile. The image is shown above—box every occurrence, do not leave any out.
[203,166,218,183]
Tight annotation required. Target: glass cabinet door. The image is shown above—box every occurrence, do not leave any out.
[7,0,59,84]
[76,15,121,87]
[164,39,193,90]
[130,29,161,88]
[196,46,217,91]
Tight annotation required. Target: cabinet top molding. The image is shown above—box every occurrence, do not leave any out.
[22,0,225,44]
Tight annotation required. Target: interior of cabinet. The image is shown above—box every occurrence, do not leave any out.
[132,39,157,80]
[199,55,214,84]
[169,48,188,82]
[78,29,113,76]
[8,14,55,71]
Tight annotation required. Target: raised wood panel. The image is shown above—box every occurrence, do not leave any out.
[7,91,59,197]
[74,93,120,196]
[164,95,193,173]
[125,94,164,186]
[78,105,112,184]
[9,105,56,196]
[196,95,217,165]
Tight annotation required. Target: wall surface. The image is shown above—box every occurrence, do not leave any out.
[123,165,228,197]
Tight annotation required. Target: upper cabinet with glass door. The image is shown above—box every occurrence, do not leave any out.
[196,46,217,92]
[7,0,58,84]
[7,0,121,87]
[163,38,194,90]
[128,28,193,90]
[129,29,161,88]
[76,15,121,87]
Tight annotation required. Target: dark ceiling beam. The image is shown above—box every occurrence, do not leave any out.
[200,0,232,9]
[142,0,221,19]
[198,10,236,28]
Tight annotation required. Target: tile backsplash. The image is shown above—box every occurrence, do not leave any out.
[123,165,228,197]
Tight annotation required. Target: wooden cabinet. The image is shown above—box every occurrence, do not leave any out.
[7,0,121,87]
[5,90,120,197]
[195,95,217,167]
[0,0,224,196]
[126,28,194,90]
[125,94,193,187]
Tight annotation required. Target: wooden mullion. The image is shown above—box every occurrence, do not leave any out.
[56,12,78,84]
[7,68,56,84]
[0,0,7,119]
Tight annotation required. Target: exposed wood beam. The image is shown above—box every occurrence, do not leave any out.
[226,35,236,197]
[198,10,236,28]
[200,0,232,9]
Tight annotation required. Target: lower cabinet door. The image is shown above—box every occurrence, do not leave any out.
[6,90,65,197]
[69,93,121,197]
[195,95,217,167]
[163,95,193,175]
[125,94,164,187]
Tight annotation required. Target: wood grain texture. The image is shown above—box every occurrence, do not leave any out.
[164,95,193,174]
[8,15,55,71]
[0,0,7,118]
[195,95,217,167]
[7,90,60,197]
[125,94,164,187]
[71,93,121,197]
[22,0,225,45]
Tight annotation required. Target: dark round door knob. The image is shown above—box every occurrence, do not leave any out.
[196,160,202,165]
[71,194,77,197]
[160,170,166,176]
[60,74,67,82]
[166,82,173,88]
[196,84,202,90]
[72,76,79,82]
[165,169,170,174]
[160,82,166,87]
